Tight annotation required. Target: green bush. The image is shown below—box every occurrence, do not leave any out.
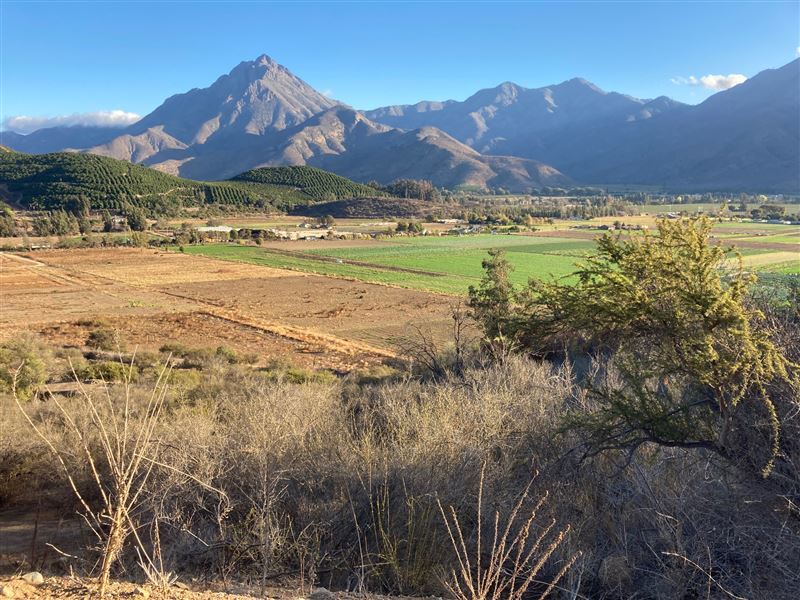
[73,360,135,383]
[214,345,239,364]
[0,336,51,399]
[470,217,797,476]
[87,327,124,351]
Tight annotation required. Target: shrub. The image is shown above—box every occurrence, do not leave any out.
[0,336,51,399]
[87,327,125,352]
[5,345,799,599]
[214,345,239,364]
[470,218,797,477]
[73,360,135,383]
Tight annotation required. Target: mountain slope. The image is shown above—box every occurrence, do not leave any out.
[365,61,799,191]
[128,103,570,190]
[0,151,381,211]
[85,54,340,165]
[299,112,570,190]
[364,79,684,155]
[555,59,800,191]
[1,56,570,190]
[0,53,341,165]
[201,107,570,189]
[4,56,796,191]
[232,165,385,198]
[0,126,123,154]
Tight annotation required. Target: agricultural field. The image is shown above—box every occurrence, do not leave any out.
[1,221,795,375]
[0,152,386,212]
[0,248,455,372]
[636,202,800,214]
[182,235,588,294]
[183,224,799,295]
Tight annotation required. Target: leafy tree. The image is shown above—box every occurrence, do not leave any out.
[32,214,53,236]
[51,210,79,235]
[32,210,79,236]
[101,209,114,232]
[472,218,796,476]
[385,179,441,201]
[468,249,517,342]
[0,206,15,237]
[762,204,786,220]
[124,205,148,231]
[317,215,336,228]
[0,336,50,400]
[78,215,92,234]
[65,195,91,218]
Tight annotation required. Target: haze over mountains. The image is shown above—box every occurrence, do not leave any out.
[3,55,798,192]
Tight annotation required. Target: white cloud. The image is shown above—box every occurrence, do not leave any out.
[3,110,141,134]
[796,46,800,57]
[671,73,747,91]
[321,89,334,98]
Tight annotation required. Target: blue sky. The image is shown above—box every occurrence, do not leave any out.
[2,1,798,132]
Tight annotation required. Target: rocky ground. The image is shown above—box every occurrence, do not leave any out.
[0,573,442,599]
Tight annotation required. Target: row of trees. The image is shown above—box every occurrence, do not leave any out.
[27,203,147,237]
[395,220,425,233]
[378,179,442,201]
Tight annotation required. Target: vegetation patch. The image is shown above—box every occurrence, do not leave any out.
[0,152,387,213]
[232,165,385,200]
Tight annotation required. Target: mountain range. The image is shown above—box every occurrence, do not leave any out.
[3,55,798,192]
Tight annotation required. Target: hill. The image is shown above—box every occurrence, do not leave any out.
[232,166,384,199]
[0,151,384,212]
[365,61,799,192]
[4,55,797,191]
[250,107,571,190]
[365,79,684,155]
[292,197,432,219]
[1,56,570,191]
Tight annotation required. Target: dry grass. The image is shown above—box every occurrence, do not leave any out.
[2,350,799,599]
[438,465,579,600]
[12,358,191,596]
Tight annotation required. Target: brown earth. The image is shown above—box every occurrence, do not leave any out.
[0,575,440,599]
[0,248,454,372]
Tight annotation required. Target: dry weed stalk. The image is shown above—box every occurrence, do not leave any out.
[13,355,221,597]
[437,465,580,600]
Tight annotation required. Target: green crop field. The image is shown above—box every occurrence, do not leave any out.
[182,234,607,294]
[182,230,799,295]
[738,234,800,245]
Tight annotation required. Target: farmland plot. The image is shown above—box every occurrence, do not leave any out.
[1,248,455,371]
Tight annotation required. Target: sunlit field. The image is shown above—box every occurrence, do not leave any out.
[182,225,799,295]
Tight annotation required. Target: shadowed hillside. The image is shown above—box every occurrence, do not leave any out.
[0,151,388,211]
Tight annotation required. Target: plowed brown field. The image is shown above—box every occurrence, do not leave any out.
[0,248,455,371]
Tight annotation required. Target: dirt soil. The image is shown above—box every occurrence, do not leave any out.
[0,248,455,372]
[0,574,441,599]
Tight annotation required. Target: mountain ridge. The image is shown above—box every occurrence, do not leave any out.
[2,55,797,192]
